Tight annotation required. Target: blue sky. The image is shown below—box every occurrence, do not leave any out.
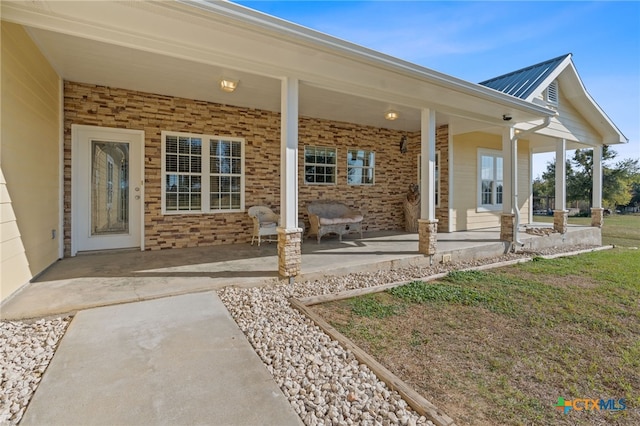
[235,0,639,177]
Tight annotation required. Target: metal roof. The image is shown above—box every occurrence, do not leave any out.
[479,54,571,99]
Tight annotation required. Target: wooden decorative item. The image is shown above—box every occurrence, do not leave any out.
[403,183,420,232]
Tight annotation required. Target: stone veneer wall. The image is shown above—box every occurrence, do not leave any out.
[64,81,448,255]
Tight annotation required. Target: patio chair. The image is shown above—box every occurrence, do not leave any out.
[247,206,280,246]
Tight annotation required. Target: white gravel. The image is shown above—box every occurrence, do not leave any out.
[218,246,599,425]
[0,245,599,425]
[0,317,70,425]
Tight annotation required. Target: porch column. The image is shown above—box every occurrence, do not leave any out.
[553,139,568,233]
[500,127,515,242]
[418,108,438,255]
[278,77,302,279]
[591,145,604,228]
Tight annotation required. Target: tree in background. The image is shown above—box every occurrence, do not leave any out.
[533,146,639,210]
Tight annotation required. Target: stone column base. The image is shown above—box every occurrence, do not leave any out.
[418,219,438,255]
[500,213,515,242]
[277,227,303,278]
[553,210,569,234]
[591,208,604,228]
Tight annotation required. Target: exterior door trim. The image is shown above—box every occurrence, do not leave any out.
[71,125,145,256]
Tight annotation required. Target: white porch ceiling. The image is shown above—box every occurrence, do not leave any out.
[5,0,554,136]
[26,27,435,132]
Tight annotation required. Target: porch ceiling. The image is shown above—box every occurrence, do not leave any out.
[25,26,441,132]
[4,0,553,134]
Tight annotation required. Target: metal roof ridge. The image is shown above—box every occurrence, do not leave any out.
[479,53,572,86]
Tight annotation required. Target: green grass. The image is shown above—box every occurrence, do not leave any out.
[348,294,402,318]
[316,247,640,426]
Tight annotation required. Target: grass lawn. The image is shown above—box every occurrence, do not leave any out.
[313,216,640,425]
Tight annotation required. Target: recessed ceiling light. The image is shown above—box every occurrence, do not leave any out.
[220,79,239,93]
[385,111,399,121]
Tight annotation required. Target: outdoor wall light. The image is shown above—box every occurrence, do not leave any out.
[220,78,239,92]
[385,111,399,121]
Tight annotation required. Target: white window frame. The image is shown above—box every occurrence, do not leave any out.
[161,131,245,214]
[477,149,503,212]
[304,145,337,185]
[347,148,375,185]
[417,151,440,207]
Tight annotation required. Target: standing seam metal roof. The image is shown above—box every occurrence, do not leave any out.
[479,54,571,99]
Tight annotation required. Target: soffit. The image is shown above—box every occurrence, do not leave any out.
[3,0,552,133]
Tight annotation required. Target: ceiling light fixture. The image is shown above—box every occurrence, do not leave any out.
[385,111,399,121]
[220,78,239,93]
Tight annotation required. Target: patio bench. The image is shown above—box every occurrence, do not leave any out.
[307,201,363,243]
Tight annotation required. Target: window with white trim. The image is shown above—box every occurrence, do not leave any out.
[478,149,503,209]
[347,149,375,185]
[162,131,244,213]
[417,151,440,207]
[304,146,337,184]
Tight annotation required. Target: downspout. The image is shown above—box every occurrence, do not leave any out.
[510,116,552,248]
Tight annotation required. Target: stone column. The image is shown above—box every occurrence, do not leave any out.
[591,208,604,228]
[277,227,302,278]
[278,77,300,280]
[500,213,515,242]
[553,210,568,234]
[418,219,438,255]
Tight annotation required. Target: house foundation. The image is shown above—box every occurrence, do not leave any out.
[418,219,438,255]
[500,213,515,242]
[591,208,604,228]
[277,227,303,278]
[553,210,569,234]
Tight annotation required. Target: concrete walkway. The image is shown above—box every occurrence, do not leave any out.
[21,292,302,426]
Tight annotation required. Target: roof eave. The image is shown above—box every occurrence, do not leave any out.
[179,0,555,118]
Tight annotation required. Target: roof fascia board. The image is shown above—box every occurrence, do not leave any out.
[179,1,553,118]
[2,0,553,121]
[560,62,628,144]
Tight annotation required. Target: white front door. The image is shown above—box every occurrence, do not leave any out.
[72,125,144,255]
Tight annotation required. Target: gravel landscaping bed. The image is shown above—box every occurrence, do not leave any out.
[0,317,70,424]
[0,244,599,425]
[219,245,599,425]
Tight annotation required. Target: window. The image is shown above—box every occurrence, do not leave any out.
[162,131,244,213]
[304,146,337,184]
[478,150,503,210]
[545,80,559,105]
[347,149,375,185]
[416,151,440,207]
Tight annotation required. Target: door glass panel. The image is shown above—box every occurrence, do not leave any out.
[91,141,129,235]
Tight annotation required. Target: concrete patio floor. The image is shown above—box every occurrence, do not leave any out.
[1,225,599,320]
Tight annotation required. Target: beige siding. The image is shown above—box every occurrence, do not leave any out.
[1,22,61,303]
[452,132,530,231]
[529,86,602,145]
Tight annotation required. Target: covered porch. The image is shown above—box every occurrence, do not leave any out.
[1,224,599,320]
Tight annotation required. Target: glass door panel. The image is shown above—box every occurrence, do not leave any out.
[91,141,129,235]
